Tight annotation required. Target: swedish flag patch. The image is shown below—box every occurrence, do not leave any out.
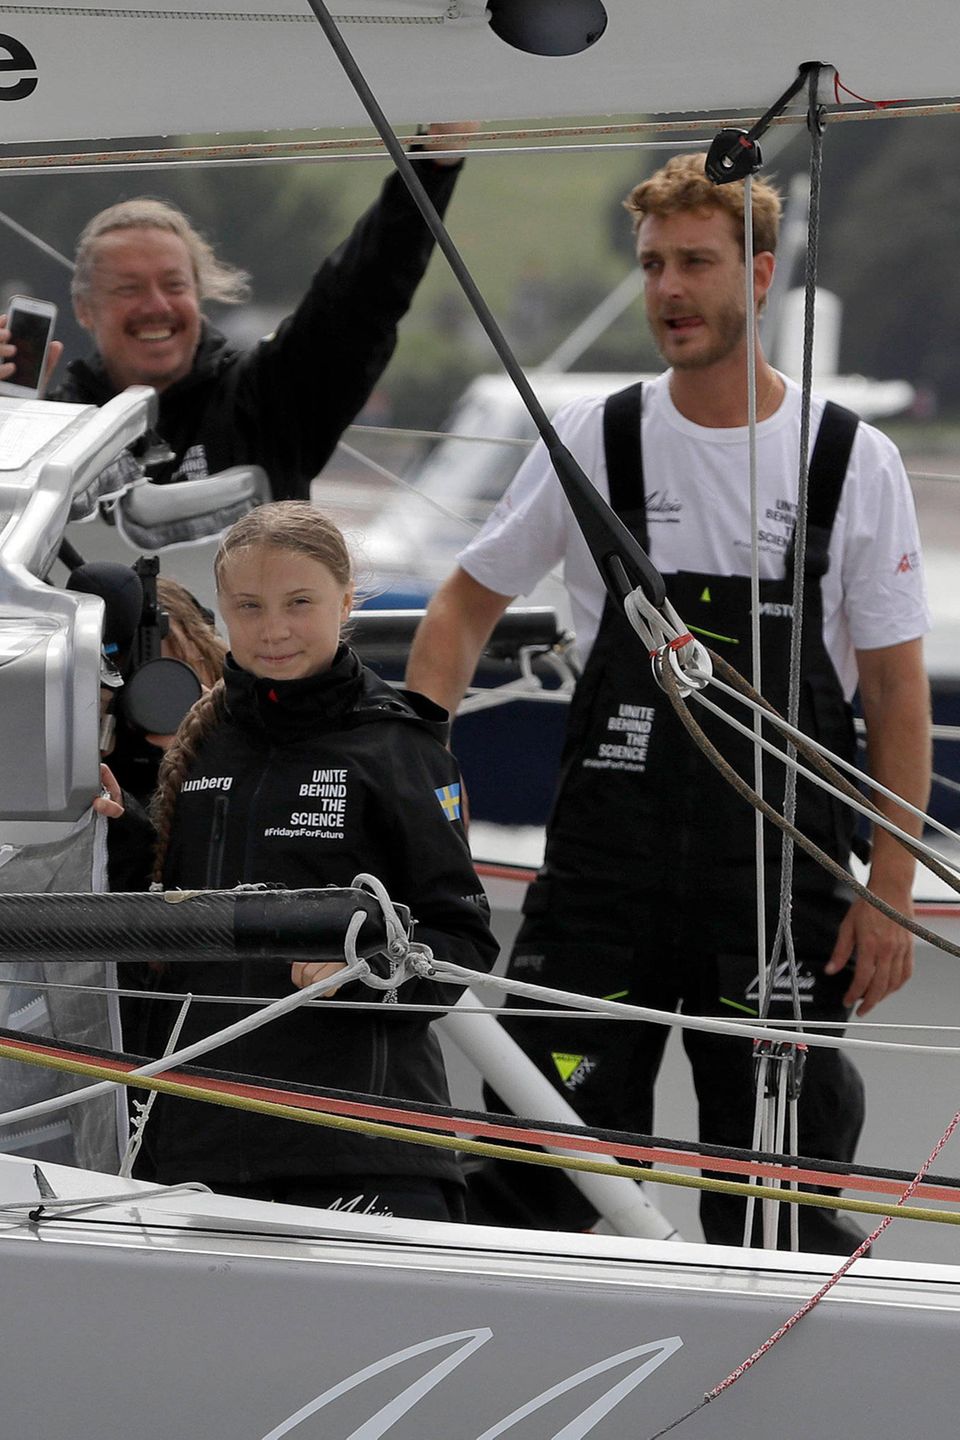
[435,782,461,821]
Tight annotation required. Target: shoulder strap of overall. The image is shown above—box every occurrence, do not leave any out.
[602,385,858,546]
[805,399,860,534]
[602,381,648,548]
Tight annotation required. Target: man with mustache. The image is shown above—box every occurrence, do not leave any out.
[406,152,931,1253]
[0,124,469,542]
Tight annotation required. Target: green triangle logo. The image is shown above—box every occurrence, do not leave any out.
[552,1052,583,1083]
[700,586,712,603]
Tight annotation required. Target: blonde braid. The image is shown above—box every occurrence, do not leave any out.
[150,680,227,885]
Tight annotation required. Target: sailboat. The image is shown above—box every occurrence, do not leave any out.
[2,3,960,1434]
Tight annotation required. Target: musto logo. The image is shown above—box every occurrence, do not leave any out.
[0,35,38,101]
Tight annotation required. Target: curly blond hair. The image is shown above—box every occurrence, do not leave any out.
[624,152,782,257]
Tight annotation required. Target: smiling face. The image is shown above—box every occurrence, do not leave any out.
[637,206,773,372]
[217,544,354,682]
[74,227,202,393]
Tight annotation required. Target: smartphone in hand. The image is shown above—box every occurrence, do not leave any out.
[0,295,58,398]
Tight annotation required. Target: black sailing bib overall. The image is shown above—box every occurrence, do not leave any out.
[486,384,867,1250]
[542,382,859,902]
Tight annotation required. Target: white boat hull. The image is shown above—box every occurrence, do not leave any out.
[2,1153,959,1438]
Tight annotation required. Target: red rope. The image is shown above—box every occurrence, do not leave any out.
[706,1110,960,1399]
[5,1031,960,1204]
[833,72,907,107]
[646,1108,960,1438]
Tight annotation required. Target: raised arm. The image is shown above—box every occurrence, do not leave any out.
[237,129,471,495]
[405,566,515,718]
[825,636,931,1014]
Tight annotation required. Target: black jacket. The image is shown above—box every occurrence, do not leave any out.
[54,159,461,500]
[130,646,497,1188]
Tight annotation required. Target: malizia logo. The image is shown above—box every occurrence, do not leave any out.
[0,36,39,101]
[896,551,919,574]
[645,489,683,522]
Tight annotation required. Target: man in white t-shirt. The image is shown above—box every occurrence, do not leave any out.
[406,153,931,1252]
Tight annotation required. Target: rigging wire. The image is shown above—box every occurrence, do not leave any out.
[4,100,960,178]
[704,672,960,861]
[742,174,769,1063]
[5,971,960,1033]
[655,658,960,958]
[430,961,960,1056]
[691,688,960,889]
[700,649,960,890]
[0,960,360,1132]
[339,425,960,492]
[118,991,193,1177]
[0,139,709,180]
[1,1029,958,1228]
[7,1025,960,1198]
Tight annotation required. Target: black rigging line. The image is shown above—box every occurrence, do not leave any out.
[299,0,666,614]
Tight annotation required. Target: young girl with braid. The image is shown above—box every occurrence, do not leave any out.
[129,501,497,1221]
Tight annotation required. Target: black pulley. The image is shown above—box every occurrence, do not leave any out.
[705,128,763,185]
[487,0,608,56]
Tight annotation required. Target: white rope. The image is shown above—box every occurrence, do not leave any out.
[0,960,367,1132]
[742,174,771,1039]
[693,669,960,863]
[857,718,960,745]
[428,959,960,1058]
[344,422,533,448]
[8,955,960,1140]
[907,469,960,484]
[457,681,573,715]
[0,1181,211,1219]
[118,992,194,1178]
[5,943,960,1144]
[4,972,960,1030]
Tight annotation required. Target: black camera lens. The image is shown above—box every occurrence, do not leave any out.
[119,658,202,734]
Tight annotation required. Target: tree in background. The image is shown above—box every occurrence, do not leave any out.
[816,114,960,412]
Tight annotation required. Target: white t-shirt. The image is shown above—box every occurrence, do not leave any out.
[458,372,931,700]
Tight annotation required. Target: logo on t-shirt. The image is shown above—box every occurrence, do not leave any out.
[895,551,919,574]
[752,496,797,554]
[645,489,683,523]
